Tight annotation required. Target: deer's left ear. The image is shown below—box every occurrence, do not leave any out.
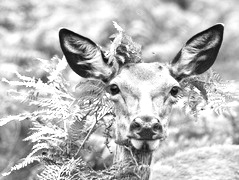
[170,24,224,81]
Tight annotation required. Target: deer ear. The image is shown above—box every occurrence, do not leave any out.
[59,28,114,82]
[170,24,224,81]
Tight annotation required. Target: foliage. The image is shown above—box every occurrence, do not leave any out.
[179,69,239,117]
[0,23,239,180]
[1,1,239,180]
[0,25,145,180]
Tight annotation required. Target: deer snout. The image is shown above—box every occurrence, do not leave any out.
[129,117,163,140]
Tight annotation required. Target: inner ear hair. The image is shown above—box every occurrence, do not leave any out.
[170,24,224,81]
[59,28,116,81]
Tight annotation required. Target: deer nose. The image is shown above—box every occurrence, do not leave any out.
[129,117,163,140]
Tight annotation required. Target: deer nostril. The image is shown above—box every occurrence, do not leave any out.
[152,123,162,133]
[130,121,142,132]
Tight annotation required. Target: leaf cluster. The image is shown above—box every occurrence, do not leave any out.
[1,24,239,180]
[179,69,239,117]
[0,56,115,179]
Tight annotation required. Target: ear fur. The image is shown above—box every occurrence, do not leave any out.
[59,28,114,81]
[170,24,224,81]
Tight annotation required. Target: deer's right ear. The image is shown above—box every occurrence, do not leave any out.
[59,28,114,82]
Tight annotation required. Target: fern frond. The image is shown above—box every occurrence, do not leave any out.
[113,21,124,32]
[2,156,41,177]
[180,69,239,116]
[37,164,60,180]
[37,158,89,180]
[24,126,66,143]
[0,112,31,126]
[26,143,50,158]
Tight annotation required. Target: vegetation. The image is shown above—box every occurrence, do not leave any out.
[0,0,239,180]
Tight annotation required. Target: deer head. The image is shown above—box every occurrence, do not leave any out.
[59,24,224,168]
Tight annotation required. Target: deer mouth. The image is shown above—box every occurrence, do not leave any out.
[130,139,160,151]
[127,132,166,151]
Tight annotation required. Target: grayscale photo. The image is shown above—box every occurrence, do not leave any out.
[0,0,239,180]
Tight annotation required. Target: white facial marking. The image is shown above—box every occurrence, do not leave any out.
[147,140,160,151]
[131,139,144,150]
[130,139,160,151]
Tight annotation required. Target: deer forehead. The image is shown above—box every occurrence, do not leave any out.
[110,62,178,96]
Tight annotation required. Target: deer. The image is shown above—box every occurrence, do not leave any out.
[59,24,239,179]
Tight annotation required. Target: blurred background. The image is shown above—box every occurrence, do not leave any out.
[0,0,239,179]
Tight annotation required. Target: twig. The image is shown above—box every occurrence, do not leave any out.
[124,146,138,166]
[74,120,97,157]
[74,102,102,157]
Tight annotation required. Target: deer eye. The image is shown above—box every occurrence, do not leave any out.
[170,86,180,97]
[107,84,120,95]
